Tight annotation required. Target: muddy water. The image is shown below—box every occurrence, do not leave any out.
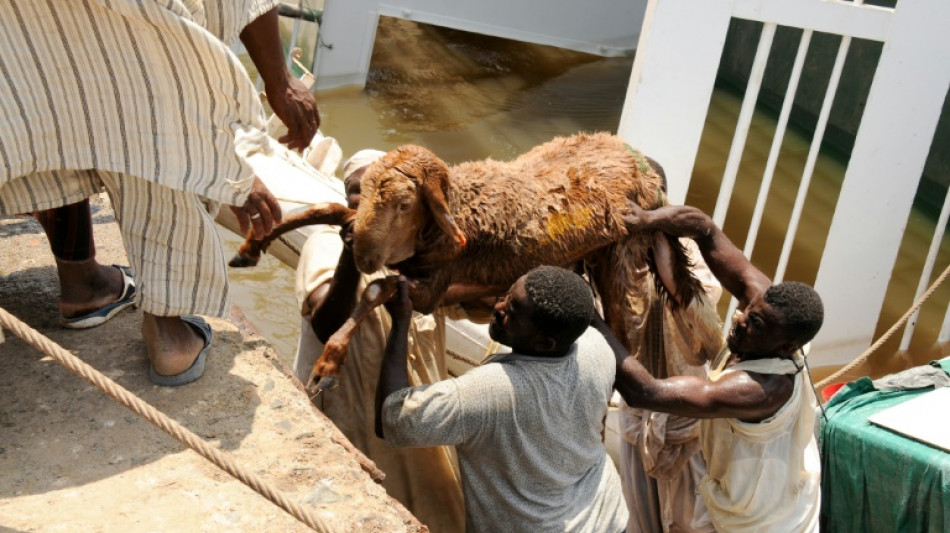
[228,17,949,380]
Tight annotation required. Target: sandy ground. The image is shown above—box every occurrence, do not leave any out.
[0,195,422,533]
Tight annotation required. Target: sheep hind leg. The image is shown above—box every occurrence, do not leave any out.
[306,275,400,395]
[229,202,354,267]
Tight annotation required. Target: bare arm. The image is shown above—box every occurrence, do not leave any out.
[623,204,770,308]
[375,277,413,439]
[439,282,507,307]
[434,283,507,323]
[592,314,792,421]
[240,8,319,150]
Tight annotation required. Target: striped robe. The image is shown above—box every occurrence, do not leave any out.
[0,0,280,317]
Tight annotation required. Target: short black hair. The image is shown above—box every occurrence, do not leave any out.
[764,281,824,346]
[523,266,595,349]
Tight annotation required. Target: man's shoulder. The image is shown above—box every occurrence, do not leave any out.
[723,367,798,422]
[575,328,615,368]
[577,328,610,350]
[450,359,522,394]
[737,367,796,394]
[460,359,517,380]
[425,363,516,414]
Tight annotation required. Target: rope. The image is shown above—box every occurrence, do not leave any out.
[444,348,485,369]
[815,262,950,389]
[0,307,338,533]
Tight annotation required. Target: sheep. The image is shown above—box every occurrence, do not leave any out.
[232,132,718,391]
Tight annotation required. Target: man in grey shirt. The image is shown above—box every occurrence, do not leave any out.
[376,266,627,533]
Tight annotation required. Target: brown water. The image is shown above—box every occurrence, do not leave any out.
[228,17,950,381]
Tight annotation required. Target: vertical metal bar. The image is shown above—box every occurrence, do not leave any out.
[901,188,950,349]
[717,21,775,332]
[712,22,776,228]
[286,2,303,69]
[311,9,323,76]
[775,0,866,284]
[743,29,812,259]
[939,299,950,345]
[723,28,813,329]
[774,31,852,282]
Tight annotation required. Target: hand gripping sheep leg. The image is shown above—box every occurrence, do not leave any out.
[306,275,400,395]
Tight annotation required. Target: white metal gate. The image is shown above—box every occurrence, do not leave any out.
[618,0,950,368]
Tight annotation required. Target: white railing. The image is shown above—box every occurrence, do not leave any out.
[618,0,950,368]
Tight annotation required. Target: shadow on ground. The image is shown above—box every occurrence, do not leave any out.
[0,263,260,498]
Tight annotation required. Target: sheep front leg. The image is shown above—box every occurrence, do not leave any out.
[229,202,354,267]
[306,275,401,394]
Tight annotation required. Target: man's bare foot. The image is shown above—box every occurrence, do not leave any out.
[57,260,125,319]
[142,313,206,377]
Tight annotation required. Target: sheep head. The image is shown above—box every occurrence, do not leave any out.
[352,145,467,274]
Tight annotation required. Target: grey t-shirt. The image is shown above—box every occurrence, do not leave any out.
[383,328,627,533]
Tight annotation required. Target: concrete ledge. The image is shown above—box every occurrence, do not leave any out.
[0,205,423,532]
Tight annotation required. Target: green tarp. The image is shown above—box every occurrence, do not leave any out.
[820,359,950,532]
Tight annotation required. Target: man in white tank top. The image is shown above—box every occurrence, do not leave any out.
[594,203,824,533]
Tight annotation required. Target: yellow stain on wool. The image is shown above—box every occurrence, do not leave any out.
[537,207,594,248]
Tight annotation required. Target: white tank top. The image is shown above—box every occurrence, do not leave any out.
[697,348,821,533]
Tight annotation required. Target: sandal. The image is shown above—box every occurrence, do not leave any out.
[148,315,212,387]
[60,265,136,329]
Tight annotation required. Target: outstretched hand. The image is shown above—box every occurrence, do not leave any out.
[230,177,283,239]
[623,202,720,243]
[268,76,320,151]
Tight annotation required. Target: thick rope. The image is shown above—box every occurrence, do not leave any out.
[815,262,950,389]
[444,348,485,369]
[0,307,338,533]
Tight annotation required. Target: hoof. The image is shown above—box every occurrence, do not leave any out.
[307,375,339,397]
[228,254,259,268]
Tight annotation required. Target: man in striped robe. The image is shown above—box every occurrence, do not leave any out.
[0,0,317,385]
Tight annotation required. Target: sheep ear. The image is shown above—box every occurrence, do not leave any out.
[419,157,467,248]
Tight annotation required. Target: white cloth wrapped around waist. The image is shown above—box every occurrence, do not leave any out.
[619,403,701,481]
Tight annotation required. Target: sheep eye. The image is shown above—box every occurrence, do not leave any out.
[398,202,412,212]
